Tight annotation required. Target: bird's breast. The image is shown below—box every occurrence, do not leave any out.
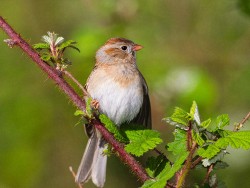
[87,65,143,125]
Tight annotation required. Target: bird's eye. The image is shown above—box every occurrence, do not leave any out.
[121,46,127,51]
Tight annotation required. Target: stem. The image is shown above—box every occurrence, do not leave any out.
[202,164,214,186]
[175,122,197,188]
[63,70,90,97]
[175,142,197,188]
[191,156,203,169]
[93,119,149,182]
[0,16,151,183]
[234,112,250,131]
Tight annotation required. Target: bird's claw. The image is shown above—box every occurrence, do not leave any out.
[91,99,99,110]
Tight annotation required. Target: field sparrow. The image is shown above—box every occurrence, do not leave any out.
[75,38,151,187]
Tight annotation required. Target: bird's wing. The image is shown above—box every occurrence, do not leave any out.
[131,72,152,129]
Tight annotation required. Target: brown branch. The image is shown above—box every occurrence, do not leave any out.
[175,122,197,188]
[234,112,250,131]
[191,156,203,169]
[175,142,197,188]
[0,16,150,183]
[202,164,214,186]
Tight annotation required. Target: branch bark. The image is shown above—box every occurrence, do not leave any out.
[0,16,150,183]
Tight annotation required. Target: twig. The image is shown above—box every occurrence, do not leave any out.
[63,70,90,97]
[93,119,150,182]
[175,122,197,188]
[175,142,197,188]
[0,16,151,183]
[202,164,214,186]
[234,112,250,131]
[69,166,83,188]
[191,156,203,169]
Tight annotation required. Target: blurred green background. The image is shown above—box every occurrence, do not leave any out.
[0,1,250,187]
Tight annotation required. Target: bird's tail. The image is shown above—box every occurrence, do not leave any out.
[75,131,107,188]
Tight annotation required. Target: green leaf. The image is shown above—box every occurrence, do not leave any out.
[189,101,200,124]
[125,130,162,157]
[41,53,52,61]
[99,114,126,142]
[216,131,250,149]
[67,45,81,53]
[33,43,50,50]
[167,129,187,155]
[74,110,84,116]
[200,118,212,129]
[146,154,168,178]
[164,117,188,130]
[202,149,227,167]
[163,107,190,129]
[142,163,171,188]
[57,40,80,52]
[197,144,221,159]
[198,131,250,159]
[216,114,230,129]
[192,130,205,146]
[142,153,188,188]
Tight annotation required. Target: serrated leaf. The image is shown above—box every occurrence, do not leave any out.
[163,107,189,128]
[125,130,162,157]
[164,117,188,130]
[217,129,232,137]
[57,40,80,52]
[189,101,200,124]
[192,130,205,146]
[198,131,250,159]
[200,118,212,129]
[146,154,168,178]
[197,144,221,159]
[142,153,188,188]
[33,43,50,50]
[216,114,230,129]
[167,129,187,155]
[99,114,126,142]
[216,131,250,149]
[142,163,171,188]
[202,149,227,167]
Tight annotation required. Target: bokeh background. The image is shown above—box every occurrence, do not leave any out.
[0,1,250,187]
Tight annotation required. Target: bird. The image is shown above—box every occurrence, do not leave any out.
[75,37,151,187]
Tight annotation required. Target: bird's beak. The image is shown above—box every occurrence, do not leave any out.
[132,44,143,51]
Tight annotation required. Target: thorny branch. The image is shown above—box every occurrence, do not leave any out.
[0,16,150,183]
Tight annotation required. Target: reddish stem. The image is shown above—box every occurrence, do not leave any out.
[0,16,150,183]
[202,164,214,186]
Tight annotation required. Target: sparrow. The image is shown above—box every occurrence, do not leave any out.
[75,37,151,187]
